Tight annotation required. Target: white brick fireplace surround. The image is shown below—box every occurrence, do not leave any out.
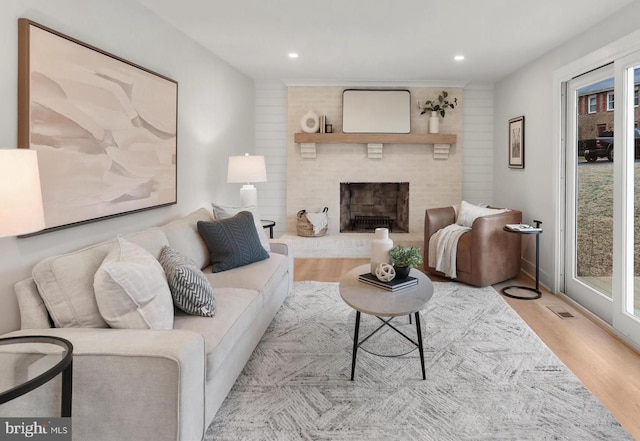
[284,86,463,257]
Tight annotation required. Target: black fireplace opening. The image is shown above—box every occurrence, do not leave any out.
[339,182,409,233]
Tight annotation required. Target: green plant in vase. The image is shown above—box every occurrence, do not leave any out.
[417,90,458,117]
[389,245,423,279]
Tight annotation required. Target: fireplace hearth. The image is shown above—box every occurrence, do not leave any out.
[340,182,409,233]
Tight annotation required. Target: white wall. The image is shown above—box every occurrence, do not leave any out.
[0,0,255,334]
[494,1,640,291]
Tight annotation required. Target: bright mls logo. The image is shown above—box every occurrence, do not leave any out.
[0,418,71,440]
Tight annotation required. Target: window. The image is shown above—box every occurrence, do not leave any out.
[635,87,639,107]
[607,91,615,110]
[597,124,608,135]
[588,95,597,113]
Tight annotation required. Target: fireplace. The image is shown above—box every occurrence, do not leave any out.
[340,182,409,233]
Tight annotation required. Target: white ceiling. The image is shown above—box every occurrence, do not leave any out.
[137,0,635,84]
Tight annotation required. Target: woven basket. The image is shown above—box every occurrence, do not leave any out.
[296,207,328,237]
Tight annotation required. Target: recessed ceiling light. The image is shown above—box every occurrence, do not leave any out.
[454,55,465,61]
[288,53,299,59]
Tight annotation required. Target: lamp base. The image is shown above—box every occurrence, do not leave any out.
[240,185,257,207]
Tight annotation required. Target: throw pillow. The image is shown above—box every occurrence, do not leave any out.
[197,211,270,273]
[159,246,216,317]
[94,237,174,330]
[211,203,271,252]
[456,200,508,228]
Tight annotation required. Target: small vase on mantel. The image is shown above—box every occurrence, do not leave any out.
[429,111,440,134]
[370,228,393,275]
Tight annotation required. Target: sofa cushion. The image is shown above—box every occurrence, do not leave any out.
[162,208,215,270]
[211,203,270,252]
[204,252,287,292]
[31,228,169,328]
[14,278,52,329]
[159,246,216,317]
[173,287,262,381]
[94,237,174,330]
[197,212,270,273]
[456,200,508,228]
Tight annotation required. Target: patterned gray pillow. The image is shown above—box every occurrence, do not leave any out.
[159,246,216,317]
[197,211,270,273]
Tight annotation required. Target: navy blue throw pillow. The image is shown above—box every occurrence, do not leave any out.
[197,211,269,273]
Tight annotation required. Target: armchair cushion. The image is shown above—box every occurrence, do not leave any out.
[456,200,508,227]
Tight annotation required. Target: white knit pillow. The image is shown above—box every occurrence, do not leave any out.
[94,237,174,329]
[456,200,508,228]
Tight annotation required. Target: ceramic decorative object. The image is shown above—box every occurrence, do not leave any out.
[375,263,396,282]
[394,265,411,280]
[429,111,440,134]
[301,110,320,133]
[370,227,393,274]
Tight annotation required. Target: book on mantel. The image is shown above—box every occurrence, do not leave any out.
[358,273,418,292]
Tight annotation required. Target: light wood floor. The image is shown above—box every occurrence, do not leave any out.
[294,258,640,439]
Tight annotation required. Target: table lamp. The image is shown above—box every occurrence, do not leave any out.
[0,149,45,237]
[227,154,267,207]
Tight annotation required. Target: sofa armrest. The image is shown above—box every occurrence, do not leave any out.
[1,328,205,441]
[269,239,292,257]
[269,239,294,290]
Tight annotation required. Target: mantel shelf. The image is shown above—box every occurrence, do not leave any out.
[294,132,456,159]
[294,132,456,145]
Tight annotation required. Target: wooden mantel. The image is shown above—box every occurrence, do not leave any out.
[293,132,457,159]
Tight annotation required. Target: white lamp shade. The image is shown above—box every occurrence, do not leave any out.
[0,149,45,237]
[227,155,267,183]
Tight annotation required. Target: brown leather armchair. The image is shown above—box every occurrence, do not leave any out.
[424,206,523,287]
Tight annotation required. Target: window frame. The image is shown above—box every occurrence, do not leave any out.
[588,94,597,113]
[607,91,615,111]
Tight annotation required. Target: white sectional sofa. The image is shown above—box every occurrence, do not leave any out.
[0,208,293,441]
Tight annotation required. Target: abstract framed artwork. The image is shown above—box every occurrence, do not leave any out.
[508,116,524,169]
[18,19,178,232]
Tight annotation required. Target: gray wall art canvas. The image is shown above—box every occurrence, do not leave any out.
[18,19,178,231]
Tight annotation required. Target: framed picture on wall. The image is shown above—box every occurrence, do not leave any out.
[508,116,525,169]
[17,18,178,233]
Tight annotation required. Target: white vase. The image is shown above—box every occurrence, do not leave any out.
[429,111,440,134]
[370,228,393,274]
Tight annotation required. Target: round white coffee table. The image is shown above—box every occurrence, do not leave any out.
[339,264,434,380]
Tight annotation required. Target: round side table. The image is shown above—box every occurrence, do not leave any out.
[501,225,542,300]
[0,335,73,417]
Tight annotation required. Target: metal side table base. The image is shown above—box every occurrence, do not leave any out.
[501,285,542,300]
[501,222,543,301]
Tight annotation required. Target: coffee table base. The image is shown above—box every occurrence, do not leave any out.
[350,311,426,381]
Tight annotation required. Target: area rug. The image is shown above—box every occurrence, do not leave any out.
[205,281,631,440]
